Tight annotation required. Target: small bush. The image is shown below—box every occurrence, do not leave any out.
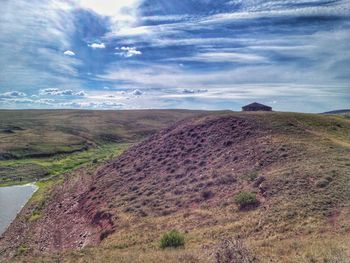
[315,179,330,188]
[29,200,46,222]
[201,190,214,200]
[15,245,28,256]
[247,171,258,181]
[234,191,259,210]
[160,230,185,249]
[213,238,257,263]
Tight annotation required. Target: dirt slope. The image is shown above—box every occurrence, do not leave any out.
[1,112,350,262]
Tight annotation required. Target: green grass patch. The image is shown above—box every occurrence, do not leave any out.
[0,143,130,186]
[160,230,185,249]
[15,245,28,256]
[234,191,259,210]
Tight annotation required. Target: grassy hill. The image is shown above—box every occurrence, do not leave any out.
[0,110,209,185]
[1,111,350,262]
[322,109,350,115]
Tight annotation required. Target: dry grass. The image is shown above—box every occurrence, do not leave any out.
[2,112,350,263]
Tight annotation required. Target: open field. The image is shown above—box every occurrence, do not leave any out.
[1,111,350,262]
[0,110,210,185]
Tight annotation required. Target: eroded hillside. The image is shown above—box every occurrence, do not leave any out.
[1,112,350,263]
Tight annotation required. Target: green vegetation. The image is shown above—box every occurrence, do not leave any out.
[160,230,185,249]
[29,200,46,222]
[234,191,259,209]
[15,245,28,256]
[0,143,130,186]
[246,171,259,181]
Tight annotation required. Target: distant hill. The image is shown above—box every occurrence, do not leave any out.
[2,112,350,262]
[0,109,212,160]
[0,110,216,186]
[321,109,350,115]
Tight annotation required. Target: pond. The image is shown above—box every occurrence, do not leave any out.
[0,184,38,236]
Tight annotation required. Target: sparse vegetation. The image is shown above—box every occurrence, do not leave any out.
[2,111,350,263]
[15,245,28,256]
[246,171,259,181]
[234,191,259,209]
[160,230,185,249]
[29,200,46,221]
[213,238,257,263]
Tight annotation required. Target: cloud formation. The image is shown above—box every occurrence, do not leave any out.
[0,91,27,98]
[40,88,87,96]
[0,0,349,112]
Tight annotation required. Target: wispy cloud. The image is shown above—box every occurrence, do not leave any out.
[1,0,349,112]
[168,52,266,63]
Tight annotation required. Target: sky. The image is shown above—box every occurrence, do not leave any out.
[0,0,349,112]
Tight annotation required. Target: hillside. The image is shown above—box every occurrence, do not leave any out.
[1,112,350,262]
[322,109,350,115]
[0,110,208,185]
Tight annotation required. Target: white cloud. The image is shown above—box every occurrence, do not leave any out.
[132,89,143,96]
[0,91,27,98]
[59,101,124,109]
[78,0,141,37]
[78,0,140,17]
[88,43,106,49]
[63,50,75,56]
[40,88,87,96]
[75,90,87,96]
[182,89,208,94]
[60,89,74,95]
[116,46,142,57]
[169,52,266,63]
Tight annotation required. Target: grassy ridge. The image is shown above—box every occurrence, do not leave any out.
[0,109,207,159]
[0,109,209,185]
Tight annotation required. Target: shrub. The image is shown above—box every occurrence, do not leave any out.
[201,190,214,200]
[15,245,28,256]
[213,238,257,263]
[160,230,185,249]
[247,171,258,181]
[315,179,330,188]
[234,191,259,210]
[100,229,115,241]
[29,200,46,222]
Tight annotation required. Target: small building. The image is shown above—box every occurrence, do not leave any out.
[242,102,272,112]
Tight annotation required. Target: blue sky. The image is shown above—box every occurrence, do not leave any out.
[0,0,349,112]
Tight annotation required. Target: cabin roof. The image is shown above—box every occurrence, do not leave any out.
[243,102,271,108]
